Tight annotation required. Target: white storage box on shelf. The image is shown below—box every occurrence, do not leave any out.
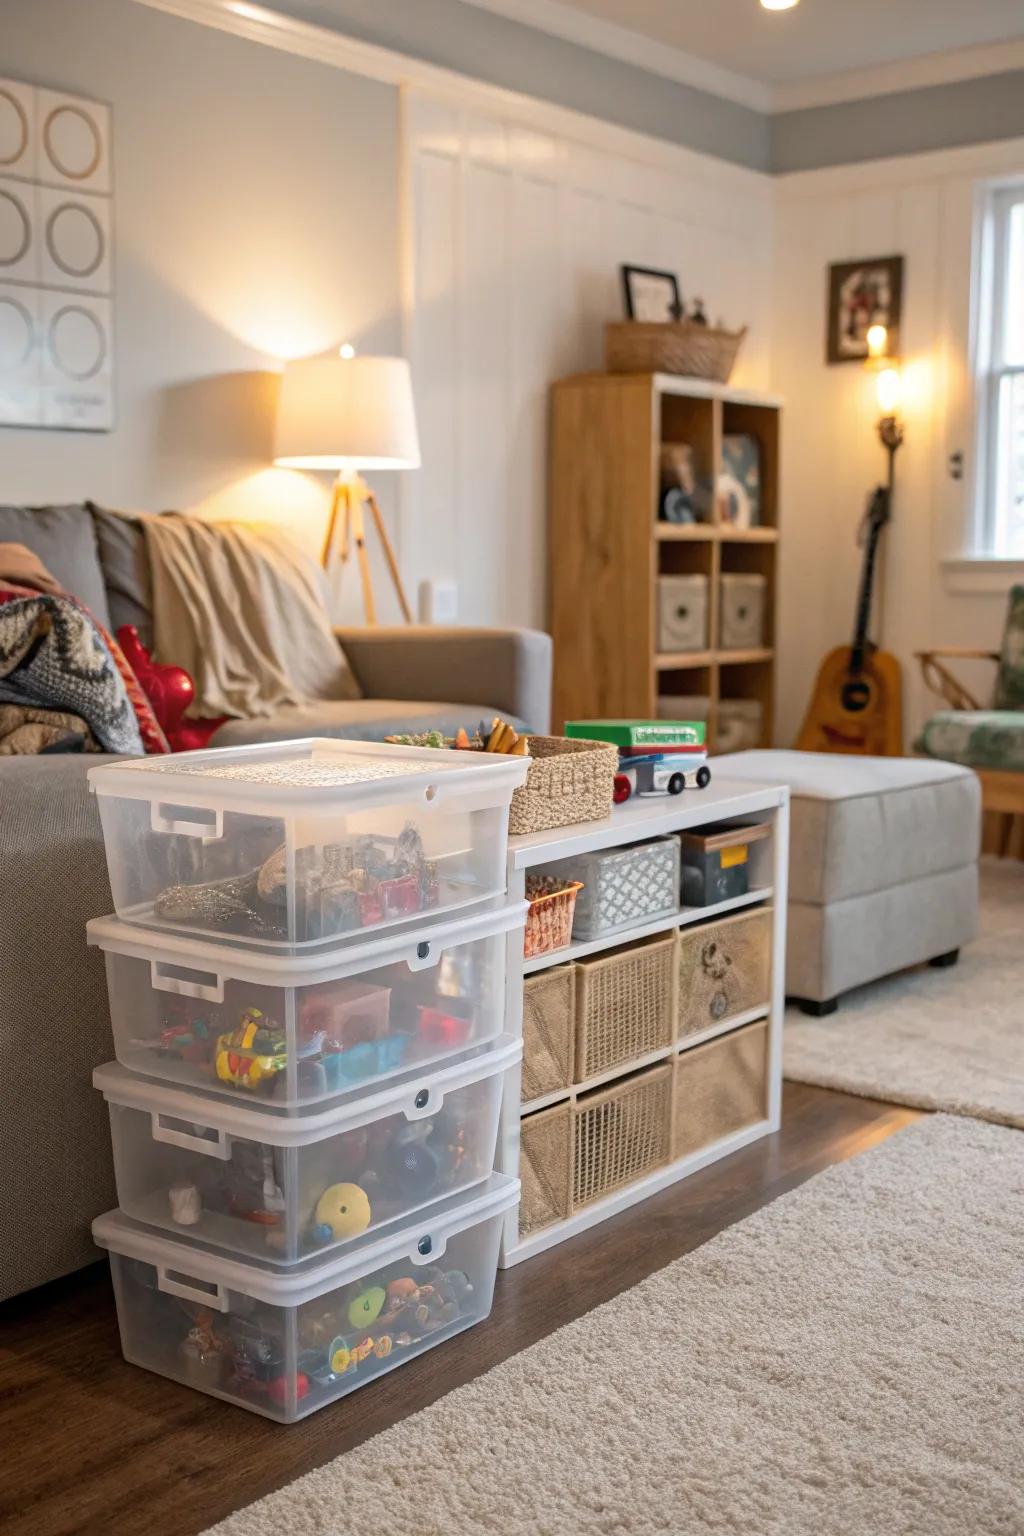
[88,738,528,951]
[93,1039,520,1265]
[87,903,526,1111]
[93,1174,519,1422]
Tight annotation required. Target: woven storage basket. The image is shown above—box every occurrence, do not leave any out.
[521,965,576,1102]
[509,736,617,837]
[573,1063,672,1209]
[524,882,583,959]
[678,908,771,1039]
[575,932,677,1081]
[519,1102,573,1236]
[606,320,747,382]
[672,1018,768,1161]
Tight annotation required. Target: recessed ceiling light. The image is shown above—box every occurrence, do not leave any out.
[761,0,799,10]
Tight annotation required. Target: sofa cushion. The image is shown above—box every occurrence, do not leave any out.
[211,699,527,748]
[916,709,1024,773]
[88,503,153,646]
[714,749,980,906]
[0,504,111,628]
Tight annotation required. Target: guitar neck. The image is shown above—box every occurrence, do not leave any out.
[849,492,888,672]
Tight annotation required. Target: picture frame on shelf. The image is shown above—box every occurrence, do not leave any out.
[826,254,903,364]
[621,265,683,323]
[717,433,761,528]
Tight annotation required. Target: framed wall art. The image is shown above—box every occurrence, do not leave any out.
[826,254,903,365]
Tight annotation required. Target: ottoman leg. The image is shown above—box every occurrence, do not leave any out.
[929,949,960,969]
[794,997,839,1017]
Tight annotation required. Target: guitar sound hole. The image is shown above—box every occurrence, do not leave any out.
[841,678,871,713]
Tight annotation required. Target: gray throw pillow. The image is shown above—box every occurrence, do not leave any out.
[0,504,112,629]
[88,503,154,648]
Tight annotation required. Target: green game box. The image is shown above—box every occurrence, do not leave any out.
[564,719,706,750]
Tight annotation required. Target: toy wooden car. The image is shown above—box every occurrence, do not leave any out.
[613,750,711,803]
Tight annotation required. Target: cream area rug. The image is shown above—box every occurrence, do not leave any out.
[204,1115,1024,1536]
[785,858,1024,1127]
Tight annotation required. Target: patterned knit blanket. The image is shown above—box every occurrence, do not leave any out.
[0,588,167,755]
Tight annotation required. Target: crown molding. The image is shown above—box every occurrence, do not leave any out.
[774,36,1024,112]
[454,0,773,114]
[129,0,770,186]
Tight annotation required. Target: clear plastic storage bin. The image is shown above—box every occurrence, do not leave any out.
[88,904,526,1111]
[88,738,527,950]
[93,1175,519,1422]
[93,1039,520,1265]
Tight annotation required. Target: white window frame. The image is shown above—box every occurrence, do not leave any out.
[974,182,1024,559]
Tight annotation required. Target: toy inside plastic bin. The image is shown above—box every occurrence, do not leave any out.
[88,903,526,1110]
[93,1038,520,1265]
[88,738,527,951]
[93,1174,519,1421]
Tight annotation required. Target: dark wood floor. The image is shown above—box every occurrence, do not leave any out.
[1,1081,919,1536]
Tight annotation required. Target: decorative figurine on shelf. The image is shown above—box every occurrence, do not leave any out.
[690,298,708,325]
[564,720,712,802]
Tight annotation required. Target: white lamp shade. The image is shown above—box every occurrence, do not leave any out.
[274,353,421,471]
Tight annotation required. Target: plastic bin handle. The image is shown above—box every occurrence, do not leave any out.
[410,1233,448,1266]
[150,802,224,840]
[151,1113,231,1160]
[157,1266,229,1312]
[150,960,225,1003]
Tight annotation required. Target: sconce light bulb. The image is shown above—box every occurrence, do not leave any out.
[760,0,799,9]
[866,324,888,360]
[876,367,902,416]
[339,343,356,360]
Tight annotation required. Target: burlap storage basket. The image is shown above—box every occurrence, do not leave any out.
[573,1063,672,1209]
[606,320,747,382]
[678,908,771,1038]
[521,965,576,1103]
[575,932,677,1081]
[672,1018,768,1161]
[509,736,617,837]
[519,1102,573,1236]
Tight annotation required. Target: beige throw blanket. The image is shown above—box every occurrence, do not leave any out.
[142,514,361,719]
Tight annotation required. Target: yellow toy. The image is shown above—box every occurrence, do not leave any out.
[311,1182,372,1244]
[214,1008,287,1091]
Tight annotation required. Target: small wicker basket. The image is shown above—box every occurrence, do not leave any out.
[523,882,583,960]
[509,736,617,838]
[606,320,747,383]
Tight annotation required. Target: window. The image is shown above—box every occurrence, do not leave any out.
[977,185,1024,558]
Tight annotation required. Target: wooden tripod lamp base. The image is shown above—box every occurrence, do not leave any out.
[321,471,412,625]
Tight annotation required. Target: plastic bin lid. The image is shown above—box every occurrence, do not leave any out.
[93,1034,521,1146]
[88,736,528,809]
[86,899,527,984]
[92,1173,520,1307]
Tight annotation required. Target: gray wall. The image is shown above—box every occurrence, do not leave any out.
[273,0,771,171]
[772,69,1024,173]
[1,0,400,531]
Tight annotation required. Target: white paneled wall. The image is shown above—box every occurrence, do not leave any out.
[402,90,774,630]
[774,137,1024,749]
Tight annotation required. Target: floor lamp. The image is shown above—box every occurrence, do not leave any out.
[274,351,421,624]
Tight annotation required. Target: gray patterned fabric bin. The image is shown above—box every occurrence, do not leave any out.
[543,837,681,941]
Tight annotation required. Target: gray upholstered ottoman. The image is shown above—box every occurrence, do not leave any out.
[714,751,981,1013]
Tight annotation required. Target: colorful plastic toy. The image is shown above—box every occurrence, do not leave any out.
[564,719,712,801]
[310,1182,372,1244]
[214,1008,288,1090]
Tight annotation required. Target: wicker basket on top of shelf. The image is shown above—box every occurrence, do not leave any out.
[605,320,747,382]
[509,736,617,837]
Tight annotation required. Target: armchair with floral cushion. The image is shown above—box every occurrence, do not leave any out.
[915,584,1024,850]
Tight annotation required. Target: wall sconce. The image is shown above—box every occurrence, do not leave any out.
[864,323,904,486]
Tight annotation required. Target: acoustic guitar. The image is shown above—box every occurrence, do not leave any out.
[796,485,903,756]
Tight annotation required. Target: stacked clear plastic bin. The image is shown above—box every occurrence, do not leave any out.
[87,738,527,1421]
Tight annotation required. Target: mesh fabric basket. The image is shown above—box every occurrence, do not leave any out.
[509,736,617,837]
[573,1063,672,1209]
[575,932,677,1080]
[605,320,747,383]
[522,965,576,1102]
[523,882,583,959]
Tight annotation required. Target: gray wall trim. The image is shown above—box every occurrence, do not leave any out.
[773,69,1024,174]
[272,0,771,171]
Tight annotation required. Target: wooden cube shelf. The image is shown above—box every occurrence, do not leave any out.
[549,372,782,751]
